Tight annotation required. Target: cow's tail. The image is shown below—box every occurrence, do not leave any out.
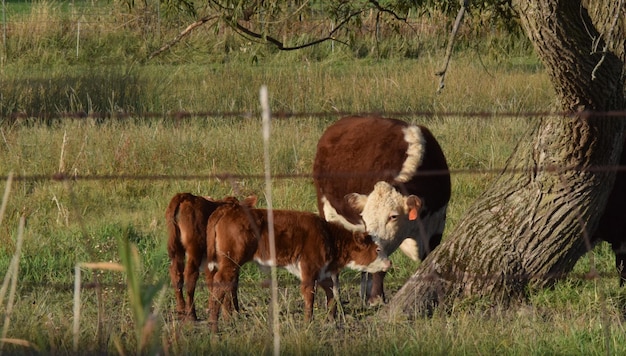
[206,206,230,272]
[165,193,185,259]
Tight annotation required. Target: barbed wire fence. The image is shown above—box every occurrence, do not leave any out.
[0,0,624,314]
[2,108,626,287]
[1,4,624,355]
[2,91,626,356]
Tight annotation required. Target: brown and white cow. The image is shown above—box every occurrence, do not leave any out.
[205,203,392,332]
[165,192,257,320]
[313,116,451,304]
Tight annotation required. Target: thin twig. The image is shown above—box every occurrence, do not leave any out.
[436,0,469,93]
[368,0,408,22]
[231,9,361,51]
[149,16,219,59]
[591,0,624,80]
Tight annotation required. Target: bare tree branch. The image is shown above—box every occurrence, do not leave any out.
[151,1,418,58]
[591,0,625,80]
[435,0,469,93]
[368,0,407,22]
[230,9,364,51]
[149,15,219,59]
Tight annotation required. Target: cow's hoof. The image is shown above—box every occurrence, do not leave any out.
[367,296,386,307]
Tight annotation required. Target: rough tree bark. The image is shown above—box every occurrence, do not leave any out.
[386,0,626,318]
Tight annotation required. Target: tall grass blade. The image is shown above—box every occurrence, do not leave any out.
[0,172,11,228]
[118,235,165,355]
[73,262,125,352]
[260,85,280,356]
[0,172,14,308]
[72,265,81,353]
[0,215,25,355]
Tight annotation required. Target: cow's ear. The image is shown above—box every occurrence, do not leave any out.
[242,195,258,207]
[345,193,367,214]
[406,195,422,221]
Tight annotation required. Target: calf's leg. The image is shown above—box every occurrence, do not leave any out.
[221,272,240,320]
[184,256,201,320]
[168,250,186,315]
[209,264,241,332]
[167,232,186,315]
[300,280,316,322]
[319,277,339,320]
[208,276,226,333]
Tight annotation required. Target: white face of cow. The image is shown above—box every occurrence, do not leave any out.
[346,181,422,257]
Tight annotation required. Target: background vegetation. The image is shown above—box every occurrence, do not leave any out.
[1,1,624,355]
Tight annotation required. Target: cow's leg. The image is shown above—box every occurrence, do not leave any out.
[300,279,316,322]
[208,271,227,333]
[319,277,338,320]
[209,259,240,326]
[221,269,241,320]
[360,271,386,306]
[168,250,186,316]
[184,256,201,321]
[614,241,626,287]
[167,227,187,316]
[205,265,216,315]
[231,272,241,314]
[360,272,372,302]
[368,271,386,306]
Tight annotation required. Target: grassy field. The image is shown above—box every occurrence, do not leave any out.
[2,109,625,355]
[1,2,626,355]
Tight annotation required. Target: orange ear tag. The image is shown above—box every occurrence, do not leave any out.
[408,208,418,221]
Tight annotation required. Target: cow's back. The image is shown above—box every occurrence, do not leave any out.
[254,210,331,268]
[313,116,451,228]
[210,204,261,267]
[177,195,219,249]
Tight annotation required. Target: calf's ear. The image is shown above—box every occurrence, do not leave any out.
[242,195,258,207]
[345,193,367,214]
[406,195,422,221]
[354,232,373,246]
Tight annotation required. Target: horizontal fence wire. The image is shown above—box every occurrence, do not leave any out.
[3,164,626,183]
[2,109,626,121]
[3,109,624,183]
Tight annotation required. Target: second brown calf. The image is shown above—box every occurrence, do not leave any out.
[205,203,392,332]
[165,192,257,320]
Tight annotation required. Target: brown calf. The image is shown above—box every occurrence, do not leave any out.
[165,192,257,320]
[205,204,392,332]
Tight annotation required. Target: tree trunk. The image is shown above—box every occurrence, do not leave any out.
[386,0,626,318]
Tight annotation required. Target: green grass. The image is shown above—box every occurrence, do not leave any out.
[1,110,625,354]
[1,55,550,118]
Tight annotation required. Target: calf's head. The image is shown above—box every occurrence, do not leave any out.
[346,181,422,256]
[345,231,392,273]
